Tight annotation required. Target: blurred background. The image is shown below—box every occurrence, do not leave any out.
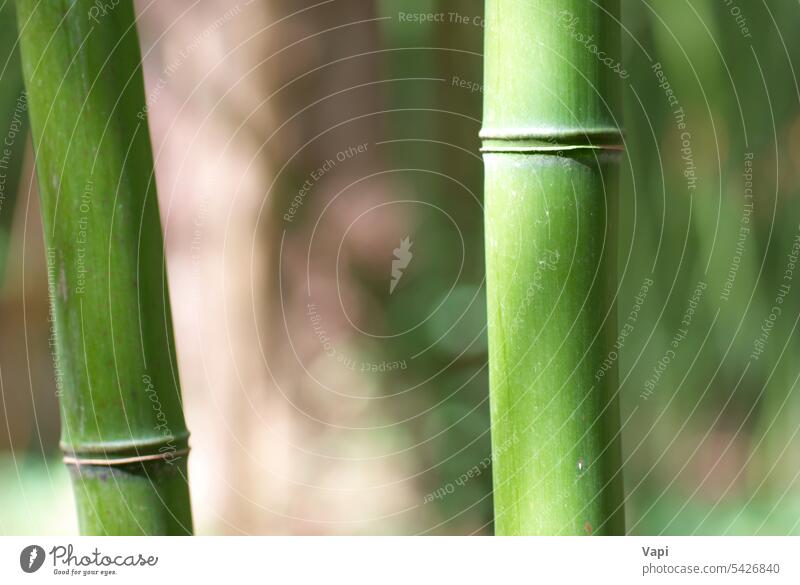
[1,0,799,534]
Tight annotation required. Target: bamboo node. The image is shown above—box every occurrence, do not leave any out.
[63,448,190,467]
[480,128,624,154]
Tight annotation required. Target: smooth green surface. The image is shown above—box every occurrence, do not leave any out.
[484,153,623,534]
[482,0,624,535]
[482,0,621,140]
[15,0,192,534]
[69,460,191,535]
[0,1,27,285]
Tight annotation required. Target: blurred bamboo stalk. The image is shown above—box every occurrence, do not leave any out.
[15,0,192,534]
[482,0,625,534]
[0,1,27,286]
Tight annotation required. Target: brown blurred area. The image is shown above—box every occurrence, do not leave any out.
[135,0,423,534]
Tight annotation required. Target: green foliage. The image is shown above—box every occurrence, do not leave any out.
[620,0,800,534]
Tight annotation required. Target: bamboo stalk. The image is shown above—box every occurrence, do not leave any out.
[0,1,27,285]
[481,0,625,535]
[15,0,193,534]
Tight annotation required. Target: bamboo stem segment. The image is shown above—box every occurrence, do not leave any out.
[15,0,193,534]
[0,2,27,285]
[482,0,625,535]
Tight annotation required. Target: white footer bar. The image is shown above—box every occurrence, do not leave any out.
[1,536,797,584]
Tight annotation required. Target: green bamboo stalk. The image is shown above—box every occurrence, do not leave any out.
[482,0,625,535]
[15,0,192,534]
[0,1,27,286]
